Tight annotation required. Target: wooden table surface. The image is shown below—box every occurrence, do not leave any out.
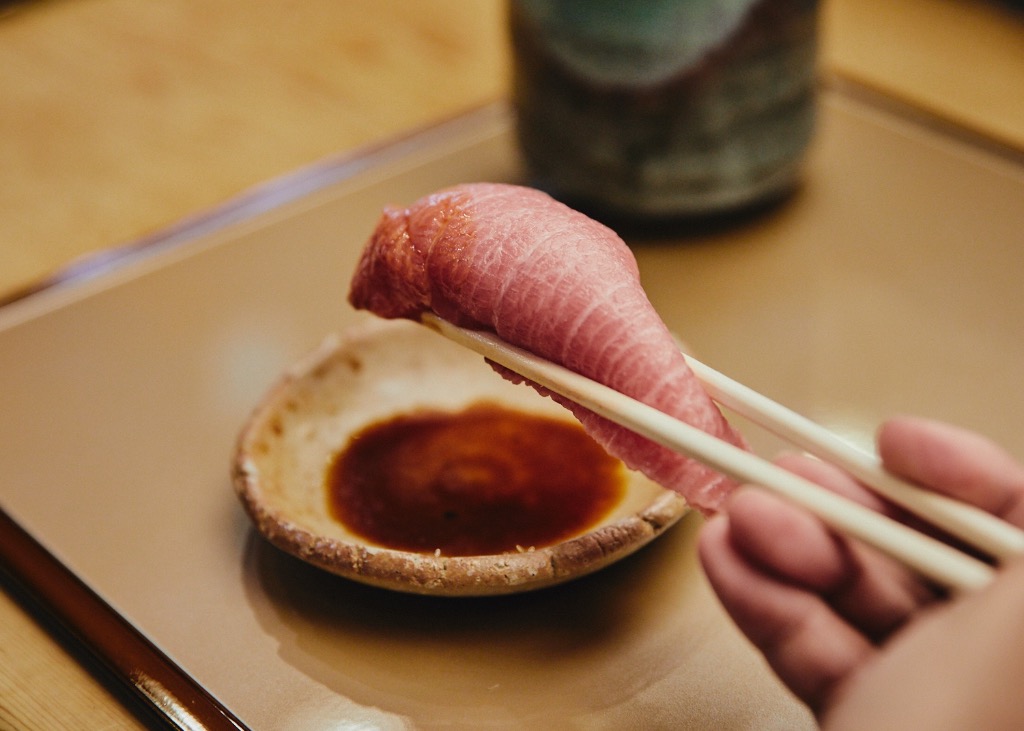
[1,0,1021,728]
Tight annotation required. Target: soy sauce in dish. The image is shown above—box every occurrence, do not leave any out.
[327,402,625,556]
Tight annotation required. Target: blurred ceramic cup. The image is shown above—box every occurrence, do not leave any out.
[509,0,820,223]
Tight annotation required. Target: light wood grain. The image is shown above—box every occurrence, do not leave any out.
[0,590,143,730]
[822,0,1024,151]
[1,0,1022,726]
[0,0,508,299]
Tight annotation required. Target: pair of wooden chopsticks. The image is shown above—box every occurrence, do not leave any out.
[421,314,1024,593]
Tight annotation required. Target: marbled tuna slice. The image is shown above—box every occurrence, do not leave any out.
[349,182,746,511]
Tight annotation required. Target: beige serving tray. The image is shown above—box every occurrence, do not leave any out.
[3,83,1023,730]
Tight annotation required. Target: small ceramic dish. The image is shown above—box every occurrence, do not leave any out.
[232,317,688,596]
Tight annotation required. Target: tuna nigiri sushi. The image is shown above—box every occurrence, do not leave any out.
[349,182,746,512]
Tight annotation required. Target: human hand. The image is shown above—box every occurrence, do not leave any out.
[698,416,1024,730]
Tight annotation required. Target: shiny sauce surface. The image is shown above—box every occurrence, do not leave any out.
[326,402,625,556]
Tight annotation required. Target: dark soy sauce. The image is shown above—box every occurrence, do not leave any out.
[327,402,625,556]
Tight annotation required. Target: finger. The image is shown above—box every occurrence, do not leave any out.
[699,514,875,712]
[726,487,936,640]
[775,449,975,567]
[818,556,1024,731]
[774,452,893,514]
[879,417,1024,527]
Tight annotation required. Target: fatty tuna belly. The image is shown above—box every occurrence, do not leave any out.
[349,182,746,512]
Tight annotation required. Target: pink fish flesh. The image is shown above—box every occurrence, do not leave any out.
[348,182,746,512]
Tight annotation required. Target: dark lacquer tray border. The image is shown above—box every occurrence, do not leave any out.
[0,510,248,731]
